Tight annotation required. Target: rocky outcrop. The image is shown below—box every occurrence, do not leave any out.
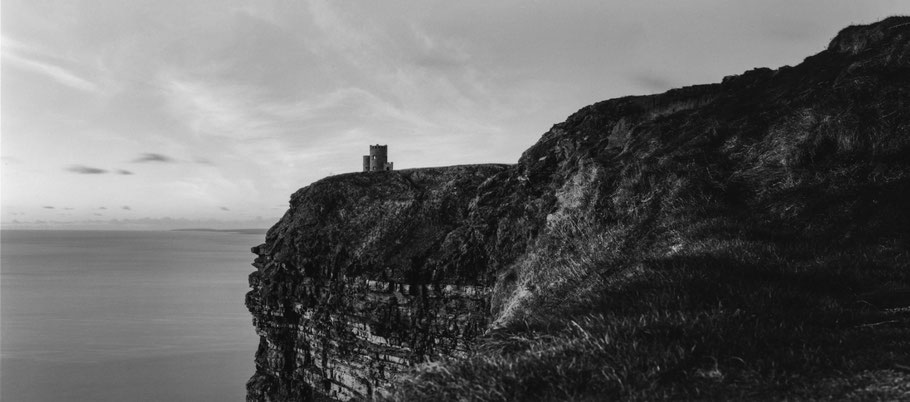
[246,165,509,400]
[248,17,910,401]
[828,16,910,56]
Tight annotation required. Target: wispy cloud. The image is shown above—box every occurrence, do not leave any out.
[67,165,107,174]
[160,75,274,139]
[43,206,55,209]
[116,169,134,175]
[2,36,100,93]
[122,205,132,210]
[133,153,175,163]
[220,206,230,211]
[294,2,504,139]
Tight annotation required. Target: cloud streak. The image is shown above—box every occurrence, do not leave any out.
[160,75,281,140]
[2,37,100,93]
[67,165,107,174]
[133,153,175,163]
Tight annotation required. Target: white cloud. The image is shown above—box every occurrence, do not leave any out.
[160,74,271,139]
[2,37,101,93]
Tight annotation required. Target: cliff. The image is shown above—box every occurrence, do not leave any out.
[248,17,910,400]
[247,165,517,400]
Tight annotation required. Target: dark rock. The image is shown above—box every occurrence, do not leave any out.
[247,165,511,400]
[828,16,910,56]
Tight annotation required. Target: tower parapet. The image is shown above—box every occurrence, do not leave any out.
[363,145,394,172]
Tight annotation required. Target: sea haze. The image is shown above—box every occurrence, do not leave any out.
[1,230,262,401]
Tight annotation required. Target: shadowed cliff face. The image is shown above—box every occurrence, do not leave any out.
[249,17,910,401]
[246,165,511,400]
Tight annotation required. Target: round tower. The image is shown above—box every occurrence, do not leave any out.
[369,145,388,171]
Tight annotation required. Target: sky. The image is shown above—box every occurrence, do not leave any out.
[2,1,909,229]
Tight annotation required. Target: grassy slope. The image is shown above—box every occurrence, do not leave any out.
[380,17,910,401]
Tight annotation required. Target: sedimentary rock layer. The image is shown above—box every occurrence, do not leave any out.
[246,165,508,400]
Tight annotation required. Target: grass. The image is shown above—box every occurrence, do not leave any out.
[381,216,910,400]
[371,21,910,400]
[378,100,910,402]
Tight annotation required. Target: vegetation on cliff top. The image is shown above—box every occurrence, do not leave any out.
[379,16,910,401]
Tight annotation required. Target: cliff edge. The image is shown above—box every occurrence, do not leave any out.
[249,17,910,400]
[246,165,511,400]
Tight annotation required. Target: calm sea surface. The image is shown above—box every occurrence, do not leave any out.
[1,230,263,401]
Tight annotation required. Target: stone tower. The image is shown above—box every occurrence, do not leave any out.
[363,145,393,172]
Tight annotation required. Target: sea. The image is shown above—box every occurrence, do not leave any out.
[1,230,264,401]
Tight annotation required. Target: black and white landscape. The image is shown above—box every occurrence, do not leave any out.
[3,2,910,401]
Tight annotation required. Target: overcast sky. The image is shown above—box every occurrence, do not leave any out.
[3,1,909,228]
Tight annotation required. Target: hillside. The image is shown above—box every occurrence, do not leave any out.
[247,17,910,400]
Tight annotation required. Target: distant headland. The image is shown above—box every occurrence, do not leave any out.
[172,228,268,235]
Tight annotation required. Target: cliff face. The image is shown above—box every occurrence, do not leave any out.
[246,165,511,400]
[249,17,910,401]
